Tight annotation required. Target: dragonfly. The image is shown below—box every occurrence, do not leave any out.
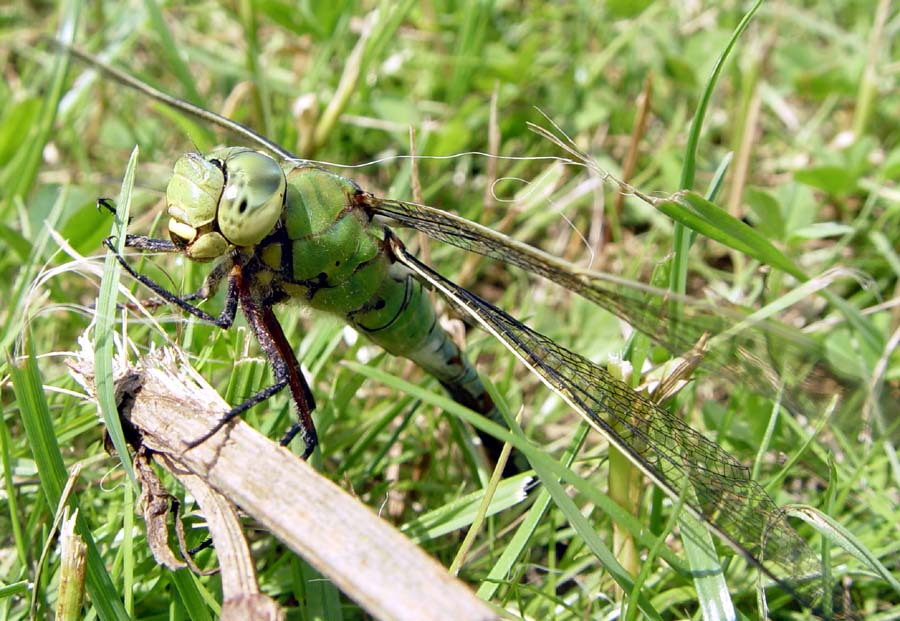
[68,46,845,618]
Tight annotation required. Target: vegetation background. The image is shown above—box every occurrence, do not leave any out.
[1,0,898,619]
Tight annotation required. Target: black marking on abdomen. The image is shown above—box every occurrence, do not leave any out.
[351,272,414,333]
[281,236,294,278]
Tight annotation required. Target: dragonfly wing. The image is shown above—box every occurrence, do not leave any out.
[367,195,837,420]
[387,233,834,615]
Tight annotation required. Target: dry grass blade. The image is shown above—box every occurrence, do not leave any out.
[68,340,498,621]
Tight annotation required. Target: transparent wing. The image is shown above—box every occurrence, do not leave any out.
[387,235,835,616]
[66,43,844,424]
[365,194,843,422]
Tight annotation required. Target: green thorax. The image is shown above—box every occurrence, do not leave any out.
[255,165,387,315]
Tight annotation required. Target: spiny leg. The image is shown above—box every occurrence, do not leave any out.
[102,204,318,456]
[258,305,317,455]
[99,197,180,252]
[102,238,267,446]
[134,260,232,311]
[187,268,318,458]
[104,237,237,328]
[186,375,290,447]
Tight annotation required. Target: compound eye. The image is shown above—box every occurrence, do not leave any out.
[216,150,285,247]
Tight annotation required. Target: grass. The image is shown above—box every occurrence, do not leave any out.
[2,0,899,619]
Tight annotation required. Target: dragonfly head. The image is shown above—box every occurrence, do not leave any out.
[166,148,286,261]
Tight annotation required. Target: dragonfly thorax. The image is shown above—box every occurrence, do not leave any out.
[166,148,286,261]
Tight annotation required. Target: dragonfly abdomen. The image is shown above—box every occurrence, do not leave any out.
[349,262,515,470]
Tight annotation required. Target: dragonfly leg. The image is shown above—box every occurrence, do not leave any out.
[103,238,238,328]
[203,268,319,459]
[117,234,178,253]
[186,377,290,447]
[278,422,307,450]
[137,260,232,311]
[106,237,316,453]
[254,305,318,458]
[98,198,177,253]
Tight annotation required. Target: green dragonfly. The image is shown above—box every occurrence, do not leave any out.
[70,47,844,617]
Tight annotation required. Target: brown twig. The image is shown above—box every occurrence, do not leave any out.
[69,344,498,621]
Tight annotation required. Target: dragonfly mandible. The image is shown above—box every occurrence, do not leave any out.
[71,46,843,618]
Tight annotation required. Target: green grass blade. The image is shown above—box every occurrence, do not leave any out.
[298,558,344,621]
[346,360,664,620]
[142,0,204,105]
[678,2,763,192]
[10,347,129,621]
[680,514,737,621]
[402,474,531,543]
[0,185,66,356]
[662,191,883,356]
[9,348,67,526]
[0,414,27,568]
[0,581,30,599]
[670,0,763,295]
[345,359,683,561]
[169,570,216,621]
[93,146,139,486]
[121,479,135,615]
[1,0,80,215]
[476,422,589,601]
[448,0,493,103]
[657,190,807,281]
[239,0,274,138]
[789,504,900,599]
